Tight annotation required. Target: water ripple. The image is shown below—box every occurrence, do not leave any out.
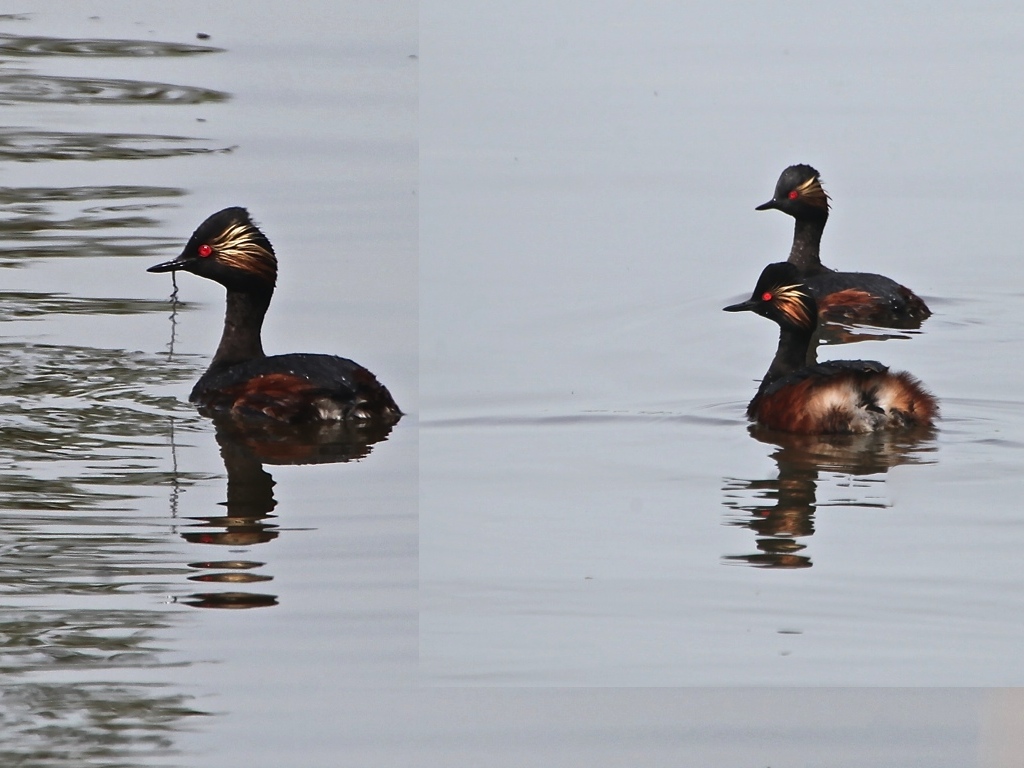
[0,73,228,105]
[0,237,177,265]
[0,31,221,58]
[0,184,184,205]
[0,128,234,162]
[423,410,734,429]
[0,292,191,320]
[0,186,185,265]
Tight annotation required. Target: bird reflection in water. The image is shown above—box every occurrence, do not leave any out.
[817,322,916,348]
[176,414,395,609]
[721,425,937,569]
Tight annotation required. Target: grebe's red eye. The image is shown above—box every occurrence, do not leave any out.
[197,244,213,257]
[761,291,773,302]
[787,190,799,200]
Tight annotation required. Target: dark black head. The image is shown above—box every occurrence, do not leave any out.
[755,164,830,220]
[723,262,817,331]
[148,207,277,293]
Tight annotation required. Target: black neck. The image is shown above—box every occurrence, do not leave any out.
[788,216,829,275]
[209,288,271,369]
[758,322,817,393]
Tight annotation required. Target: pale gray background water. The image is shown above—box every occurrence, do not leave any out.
[422,0,1024,763]
[422,0,1024,685]
[4,0,1024,765]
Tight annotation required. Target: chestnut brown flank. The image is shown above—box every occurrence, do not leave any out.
[753,369,938,434]
[219,373,324,421]
[816,288,877,309]
[753,377,822,433]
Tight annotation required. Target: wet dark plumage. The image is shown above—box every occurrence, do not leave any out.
[756,164,930,328]
[148,207,401,424]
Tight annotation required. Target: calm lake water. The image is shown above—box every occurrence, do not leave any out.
[0,2,416,766]
[422,1,1024,764]
[6,1,1024,766]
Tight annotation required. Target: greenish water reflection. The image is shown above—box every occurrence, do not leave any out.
[0,74,227,106]
[0,340,210,763]
[0,186,186,265]
[0,31,221,58]
[0,681,207,768]
[0,128,233,163]
[0,296,189,320]
[0,16,227,753]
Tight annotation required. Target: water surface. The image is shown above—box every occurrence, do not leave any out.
[421,0,1024,697]
[9,1,1024,765]
[0,3,416,765]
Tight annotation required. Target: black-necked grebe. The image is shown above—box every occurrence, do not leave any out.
[724,262,937,434]
[148,207,401,424]
[756,164,931,327]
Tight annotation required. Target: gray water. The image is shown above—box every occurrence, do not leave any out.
[3,1,1024,766]
[0,2,416,765]
[422,0,1024,763]
[422,1,1024,689]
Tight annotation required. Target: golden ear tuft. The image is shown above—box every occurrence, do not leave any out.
[210,221,277,283]
[773,283,814,328]
[795,175,830,210]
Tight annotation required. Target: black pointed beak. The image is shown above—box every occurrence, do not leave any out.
[723,297,758,313]
[147,254,194,273]
[754,198,779,211]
